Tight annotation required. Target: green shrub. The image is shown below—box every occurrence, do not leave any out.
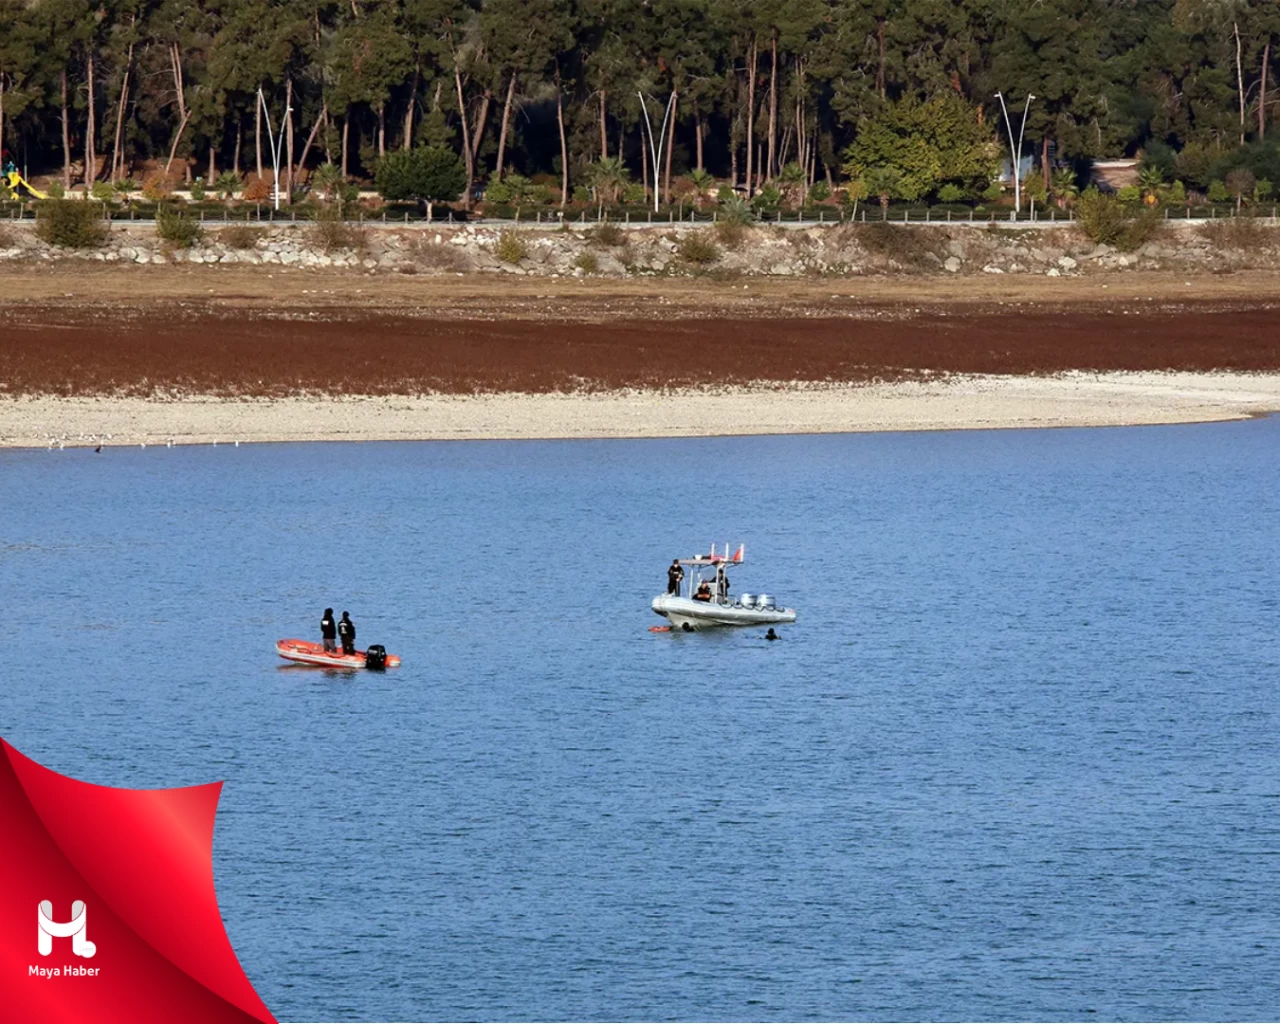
[622,182,647,205]
[808,180,832,203]
[1116,184,1141,203]
[494,229,528,263]
[114,178,140,195]
[678,230,720,265]
[47,181,66,199]
[35,199,108,248]
[90,181,117,203]
[1075,190,1162,251]
[1207,179,1230,203]
[572,184,592,204]
[189,180,207,201]
[156,203,202,248]
[981,181,1003,202]
[218,224,266,249]
[751,184,782,214]
[937,183,965,204]
[574,251,599,274]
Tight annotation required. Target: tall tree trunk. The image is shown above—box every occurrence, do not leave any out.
[1234,22,1246,145]
[757,141,764,189]
[495,71,516,179]
[1261,41,1271,140]
[599,89,608,159]
[60,71,71,189]
[164,108,192,177]
[402,63,419,149]
[696,113,704,171]
[255,94,263,178]
[746,40,757,195]
[471,87,492,164]
[110,41,133,182]
[453,68,474,207]
[284,77,294,201]
[233,119,241,176]
[640,123,649,201]
[168,43,188,180]
[876,19,886,100]
[664,91,678,204]
[1042,135,1051,191]
[377,101,386,157]
[341,115,349,176]
[767,30,778,179]
[84,52,96,185]
[555,68,568,205]
[295,102,327,184]
[207,142,215,185]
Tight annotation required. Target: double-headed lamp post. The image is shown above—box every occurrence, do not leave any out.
[994,91,1035,215]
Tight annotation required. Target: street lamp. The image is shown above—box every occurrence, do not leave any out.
[258,87,292,211]
[994,91,1035,215]
[638,90,676,214]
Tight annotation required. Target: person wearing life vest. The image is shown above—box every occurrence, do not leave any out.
[667,559,684,595]
[321,608,337,652]
[338,611,356,655]
[693,579,712,602]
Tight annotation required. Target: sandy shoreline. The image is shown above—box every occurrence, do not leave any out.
[4,373,1278,448]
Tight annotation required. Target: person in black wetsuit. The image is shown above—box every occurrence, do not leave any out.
[667,559,684,595]
[321,608,337,652]
[338,611,356,655]
[765,628,779,641]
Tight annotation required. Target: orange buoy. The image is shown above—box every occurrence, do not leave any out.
[648,625,671,633]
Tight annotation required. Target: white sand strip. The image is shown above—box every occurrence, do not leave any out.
[2,372,1278,448]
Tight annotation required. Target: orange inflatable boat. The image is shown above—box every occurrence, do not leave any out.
[275,639,401,669]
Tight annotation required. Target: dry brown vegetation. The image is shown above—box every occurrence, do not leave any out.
[2,301,1278,399]
[217,224,267,249]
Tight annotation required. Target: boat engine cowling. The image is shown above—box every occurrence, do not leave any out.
[365,645,387,670]
[756,594,776,611]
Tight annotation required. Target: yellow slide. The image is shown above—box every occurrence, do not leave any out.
[3,169,48,200]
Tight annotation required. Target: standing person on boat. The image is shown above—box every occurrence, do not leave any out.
[716,567,730,601]
[321,608,337,653]
[667,559,685,595]
[338,611,356,655]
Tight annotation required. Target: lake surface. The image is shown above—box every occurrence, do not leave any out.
[2,419,1279,1022]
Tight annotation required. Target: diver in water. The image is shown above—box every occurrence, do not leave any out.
[338,611,356,655]
[765,628,779,641]
[321,608,337,652]
[667,559,685,595]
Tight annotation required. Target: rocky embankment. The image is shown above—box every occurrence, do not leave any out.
[1,219,1278,277]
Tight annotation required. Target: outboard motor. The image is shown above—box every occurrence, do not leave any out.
[364,644,387,671]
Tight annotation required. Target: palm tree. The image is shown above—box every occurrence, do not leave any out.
[214,171,241,205]
[312,163,348,205]
[1138,165,1164,205]
[864,166,903,211]
[776,162,806,208]
[586,157,629,205]
[688,168,714,207]
[1051,167,1079,209]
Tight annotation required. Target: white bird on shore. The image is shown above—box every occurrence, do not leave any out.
[234,440,240,447]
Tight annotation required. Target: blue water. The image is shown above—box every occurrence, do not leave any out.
[2,420,1279,1022]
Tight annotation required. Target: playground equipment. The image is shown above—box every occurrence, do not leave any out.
[3,163,48,200]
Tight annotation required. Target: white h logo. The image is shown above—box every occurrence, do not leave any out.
[37,900,97,958]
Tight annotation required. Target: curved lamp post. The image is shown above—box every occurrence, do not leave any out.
[994,91,1035,215]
